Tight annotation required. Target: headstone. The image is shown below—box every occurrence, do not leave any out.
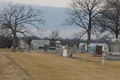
[34,46,37,51]
[60,45,63,52]
[101,55,104,65]
[93,45,102,57]
[44,44,48,51]
[21,45,24,52]
[76,51,78,54]
[59,51,63,56]
[93,50,95,54]
[73,45,77,53]
[48,38,56,54]
[81,43,87,53]
[87,45,93,53]
[65,45,68,51]
[63,49,67,57]
[107,38,120,61]
[67,51,73,57]
[56,41,61,52]
[72,57,80,59]
[24,44,28,52]
[83,56,87,61]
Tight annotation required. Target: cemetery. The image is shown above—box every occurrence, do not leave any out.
[0,0,120,80]
[1,37,120,80]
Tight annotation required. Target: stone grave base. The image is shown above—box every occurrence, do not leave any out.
[72,57,80,59]
[86,52,93,54]
[48,50,56,54]
[106,52,120,61]
[93,54,102,57]
[30,50,37,53]
[42,51,48,53]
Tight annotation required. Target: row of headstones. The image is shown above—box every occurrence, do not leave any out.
[59,48,89,61]
[24,44,104,64]
[24,44,78,54]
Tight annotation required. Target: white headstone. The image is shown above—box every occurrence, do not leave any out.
[101,55,104,65]
[63,49,67,57]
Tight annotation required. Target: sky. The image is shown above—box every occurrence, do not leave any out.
[0,0,96,39]
[0,0,71,7]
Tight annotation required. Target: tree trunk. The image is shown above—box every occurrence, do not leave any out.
[87,12,92,45]
[115,31,118,39]
[12,33,16,52]
[87,31,91,45]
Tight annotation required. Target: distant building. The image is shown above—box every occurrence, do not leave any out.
[18,39,29,49]
[31,40,50,49]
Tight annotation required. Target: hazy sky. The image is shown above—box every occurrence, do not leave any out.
[0,0,71,7]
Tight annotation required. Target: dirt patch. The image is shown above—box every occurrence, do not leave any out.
[0,53,32,80]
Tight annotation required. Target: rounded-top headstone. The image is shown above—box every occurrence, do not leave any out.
[110,38,120,43]
[55,41,61,44]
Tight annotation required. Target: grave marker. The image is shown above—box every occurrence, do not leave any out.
[63,49,67,57]
[73,45,77,53]
[83,56,87,61]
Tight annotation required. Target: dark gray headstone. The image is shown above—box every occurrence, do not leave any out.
[44,44,48,51]
[49,38,56,50]
[48,38,56,54]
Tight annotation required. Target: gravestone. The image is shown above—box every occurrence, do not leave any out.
[44,44,48,51]
[73,45,77,53]
[87,45,93,53]
[28,45,33,52]
[20,45,24,52]
[65,45,68,51]
[63,49,67,57]
[81,43,87,53]
[76,51,78,54]
[72,57,80,59]
[24,44,28,52]
[56,41,61,52]
[83,56,87,61]
[59,51,63,56]
[48,38,56,54]
[34,46,37,51]
[107,38,120,61]
[67,51,73,57]
[60,45,63,51]
[101,55,104,65]
[93,45,102,57]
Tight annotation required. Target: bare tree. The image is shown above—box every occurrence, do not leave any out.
[96,0,120,39]
[0,3,45,52]
[73,30,86,39]
[50,30,60,40]
[64,0,104,45]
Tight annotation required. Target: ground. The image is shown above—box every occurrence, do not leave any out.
[0,49,120,80]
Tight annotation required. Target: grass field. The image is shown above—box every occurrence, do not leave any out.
[0,49,120,80]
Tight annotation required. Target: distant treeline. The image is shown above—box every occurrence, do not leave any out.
[0,35,109,48]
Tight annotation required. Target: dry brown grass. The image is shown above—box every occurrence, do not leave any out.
[0,49,120,80]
